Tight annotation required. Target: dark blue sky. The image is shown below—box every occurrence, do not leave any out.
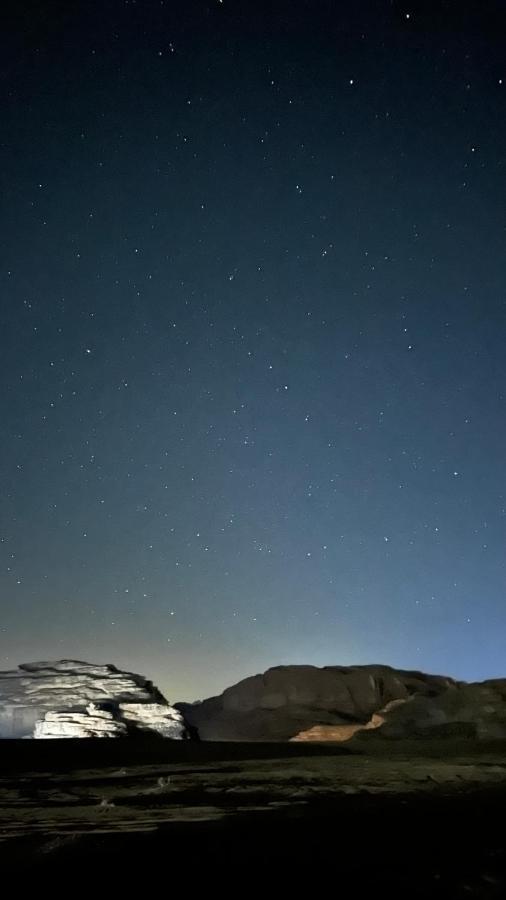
[2,1,506,700]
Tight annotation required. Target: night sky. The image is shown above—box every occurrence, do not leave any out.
[2,1,506,701]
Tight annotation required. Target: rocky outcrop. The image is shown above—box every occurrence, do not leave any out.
[34,703,128,738]
[0,660,187,739]
[350,679,506,743]
[176,664,458,741]
[118,702,185,738]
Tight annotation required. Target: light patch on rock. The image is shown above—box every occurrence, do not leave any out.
[34,703,128,738]
[290,699,408,742]
[119,703,185,738]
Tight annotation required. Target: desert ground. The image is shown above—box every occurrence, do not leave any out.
[1,737,506,894]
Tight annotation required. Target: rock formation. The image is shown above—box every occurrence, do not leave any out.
[350,678,506,743]
[33,703,128,738]
[176,664,458,741]
[4,659,505,743]
[0,660,186,739]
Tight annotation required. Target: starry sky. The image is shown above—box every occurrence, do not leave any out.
[2,0,506,701]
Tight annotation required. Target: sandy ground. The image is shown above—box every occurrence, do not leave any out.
[1,738,506,894]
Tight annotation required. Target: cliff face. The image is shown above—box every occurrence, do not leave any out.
[350,678,506,743]
[0,660,186,739]
[176,663,459,741]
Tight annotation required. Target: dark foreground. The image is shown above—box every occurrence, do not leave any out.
[1,738,506,896]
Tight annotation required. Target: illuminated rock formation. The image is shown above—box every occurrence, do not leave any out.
[0,660,187,739]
